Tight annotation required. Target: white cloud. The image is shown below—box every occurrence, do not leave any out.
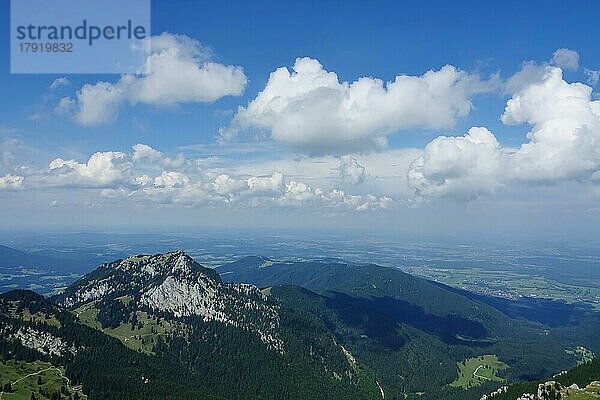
[0,174,24,190]
[408,127,504,199]
[132,143,163,162]
[281,180,315,204]
[12,51,600,208]
[247,172,285,193]
[50,77,70,90]
[132,160,389,210]
[47,151,132,187]
[211,174,247,195]
[135,174,152,186]
[504,61,549,94]
[132,143,185,169]
[71,82,124,125]
[31,144,387,211]
[339,156,366,184]
[338,192,393,211]
[503,66,600,182]
[65,33,247,125]
[55,97,76,116]
[133,170,390,211]
[279,182,391,210]
[222,57,495,154]
[550,48,580,71]
[220,149,420,200]
[585,68,599,86]
[153,171,190,188]
[409,65,600,200]
[140,183,214,206]
[506,49,582,94]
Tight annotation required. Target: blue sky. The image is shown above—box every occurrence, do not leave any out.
[1,0,600,236]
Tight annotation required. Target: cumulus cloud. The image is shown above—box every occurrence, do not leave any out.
[280,180,315,204]
[0,174,24,190]
[64,33,247,125]
[506,49,582,94]
[408,127,504,199]
[503,66,600,182]
[222,57,495,153]
[14,49,600,208]
[54,97,76,117]
[31,145,388,212]
[206,172,289,202]
[132,143,185,168]
[99,187,132,199]
[47,151,132,187]
[211,174,247,196]
[153,171,190,188]
[339,156,366,184]
[504,61,549,94]
[134,174,153,186]
[132,143,163,162]
[279,181,391,210]
[70,82,123,125]
[409,64,600,200]
[132,169,391,210]
[550,48,580,71]
[50,77,70,90]
[585,68,599,86]
[247,172,285,193]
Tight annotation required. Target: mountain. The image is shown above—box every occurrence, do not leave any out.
[218,256,513,320]
[217,257,547,342]
[54,251,282,349]
[50,251,382,400]
[218,257,600,397]
[1,251,598,400]
[216,256,600,335]
[0,244,75,271]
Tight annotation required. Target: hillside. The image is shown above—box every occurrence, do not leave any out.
[218,257,600,398]
[0,289,219,399]
[487,357,600,400]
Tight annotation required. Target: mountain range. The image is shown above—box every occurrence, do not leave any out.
[1,251,598,400]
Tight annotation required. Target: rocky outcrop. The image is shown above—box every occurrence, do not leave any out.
[57,251,282,350]
[12,326,77,357]
[479,385,508,400]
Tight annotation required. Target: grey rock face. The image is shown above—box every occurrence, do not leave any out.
[58,251,282,350]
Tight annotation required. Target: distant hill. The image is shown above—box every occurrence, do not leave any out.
[0,244,77,272]
[218,257,531,334]
[217,257,600,398]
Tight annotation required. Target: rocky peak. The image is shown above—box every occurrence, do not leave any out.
[57,251,222,308]
[54,251,282,350]
[106,251,218,280]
